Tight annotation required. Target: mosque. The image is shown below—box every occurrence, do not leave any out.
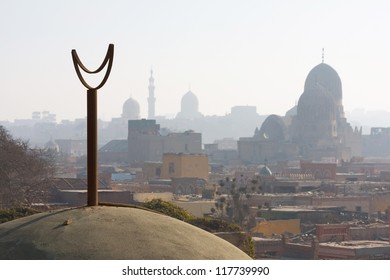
[99,69,263,147]
[238,58,363,164]
[8,57,366,165]
[102,58,364,165]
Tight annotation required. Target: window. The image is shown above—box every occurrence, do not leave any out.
[169,162,175,174]
[156,167,161,177]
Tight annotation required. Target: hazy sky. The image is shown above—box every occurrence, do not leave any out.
[1,0,390,122]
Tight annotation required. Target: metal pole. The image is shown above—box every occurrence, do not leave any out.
[71,44,114,206]
[87,89,98,206]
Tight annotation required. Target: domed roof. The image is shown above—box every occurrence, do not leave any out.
[181,90,199,112]
[304,63,342,102]
[259,165,272,176]
[259,114,287,141]
[297,88,336,121]
[0,206,251,260]
[176,90,202,119]
[122,97,140,120]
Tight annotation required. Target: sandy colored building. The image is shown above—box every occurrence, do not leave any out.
[251,219,301,237]
[161,153,209,181]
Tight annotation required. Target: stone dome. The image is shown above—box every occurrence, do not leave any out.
[176,91,202,119]
[259,114,287,141]
[304,63,342,103]
[122,97,140,120]
[0,206,251,260]
[181,90,199,113]
[297,88,336,122]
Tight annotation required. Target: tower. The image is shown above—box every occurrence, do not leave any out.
[148,69,156,119]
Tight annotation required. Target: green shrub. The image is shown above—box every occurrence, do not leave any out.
[0,207,40,224]
[142,199,195,221]
[188,217,242,233]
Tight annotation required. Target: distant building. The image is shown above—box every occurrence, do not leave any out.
[55,139,87,156]
[160,153,209,195]
[300,161,337,180]
[363,127,390,157]
[161,153,209,181]
[238,62,363,164]
[99,119,202,164]
[127,119,202,163]
[176,90,203,120]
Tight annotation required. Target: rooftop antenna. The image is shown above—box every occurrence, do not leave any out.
[322,48,325,63]
[71,44,114,206]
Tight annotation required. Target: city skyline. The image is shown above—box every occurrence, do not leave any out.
[2,0,390,122]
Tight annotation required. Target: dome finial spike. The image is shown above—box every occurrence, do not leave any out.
[322,48,325,63]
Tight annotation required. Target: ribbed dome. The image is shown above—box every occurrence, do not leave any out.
[304,63,342,102]
[297,88,336,122]
[122,97,140,120]
[259,114,287,141]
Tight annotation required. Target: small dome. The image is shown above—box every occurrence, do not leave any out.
[259,114,287,141]
[122,97,140,120]
[260,165,272,176]
[304,63,342,102]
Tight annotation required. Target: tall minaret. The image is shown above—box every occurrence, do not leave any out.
[148,69,156,119]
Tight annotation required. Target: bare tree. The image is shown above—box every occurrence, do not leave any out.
[0,126,55,208]
[213,176,261,230]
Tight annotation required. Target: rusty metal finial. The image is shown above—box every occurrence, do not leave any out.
[71,44,114,206]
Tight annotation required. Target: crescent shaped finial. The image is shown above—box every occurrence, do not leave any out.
[71,44,114,90]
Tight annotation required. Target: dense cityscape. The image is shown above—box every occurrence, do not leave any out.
[2,59,390,259]
[3,3,390,273]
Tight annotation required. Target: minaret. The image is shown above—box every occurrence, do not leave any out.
[148,69,156,119]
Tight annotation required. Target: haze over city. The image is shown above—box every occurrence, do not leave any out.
[4,0,390,264]
[1,0,390,123]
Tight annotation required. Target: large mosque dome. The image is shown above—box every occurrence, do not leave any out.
[297,88,336,122]
[304,63,342,103]
[181,90,199,113]
[176,90,203,119]
[122,97,140,120]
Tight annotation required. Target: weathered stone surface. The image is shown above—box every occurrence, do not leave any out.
[0,206,251,260]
